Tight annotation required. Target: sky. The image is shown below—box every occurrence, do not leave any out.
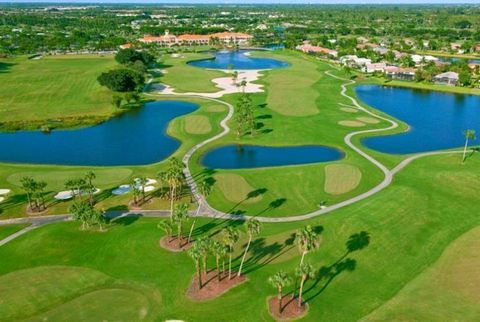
[1,0,479,4]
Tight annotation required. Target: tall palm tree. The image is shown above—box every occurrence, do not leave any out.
[197,236,212,275]
[268,271,292,314]
[211,240,227,281]
[159,158,185,217]
[295,262,315,308]
[238,218,262,277]
[84,171,96,205]
[222,226,239,279]
[187,180,211,243]
[158,220,173,241]
[35,181,48,211]
[130,178,141,206]
[173,203,189,245]
[136,176,148,203]
[295,225,320,266]
[462,129,476,163]
[20,176,35,211]
[188,245,203,289]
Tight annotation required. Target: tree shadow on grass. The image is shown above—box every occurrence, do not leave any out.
[255,198,287,216]
[0,61,16,73]
[109,213,141,226]
[226,188,268,214]
[302,231,370,301]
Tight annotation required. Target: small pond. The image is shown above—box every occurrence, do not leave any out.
[0,101,198,166]
[357,85,480,154]
[201,145,344,169]
[187,50,288,70]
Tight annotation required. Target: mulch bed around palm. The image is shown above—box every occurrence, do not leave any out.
[268,295,308,321]
[187,270,247,301]
[159,236,193,252]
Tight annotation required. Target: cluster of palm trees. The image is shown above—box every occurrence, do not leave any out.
[187,218,262,289]
[20,177,48,213]
[69,200,106,231]
[157,157,185,215]
[158,202,189,247]
[268,225,321,314]
[65,171,97,205]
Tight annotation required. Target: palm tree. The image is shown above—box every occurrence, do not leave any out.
[188,245,203,289]
[173,203,189,245]
[211,240,227,281]
[159,158,185,217]
[197,236,212,275]
[238,218,262,277]
[268,271,292,314]
[295,262,315,308]
[130,178,141,206]
[222,226,239,279]
[136,176,148,203]
[187,180,211,243]
[462,129,476,163]
[34,181,48,211]
[295,225,320,266]
[20,176,35,211]
[232,70,239,85]
[84,171,96,205]
[158,220,174,241]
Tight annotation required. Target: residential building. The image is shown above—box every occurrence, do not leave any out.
[384,66,416,81]
[296,44,338,57]
[363,62,387,73]
[340,55,371,67]
[138,31,253,46]
[433,71,459,86]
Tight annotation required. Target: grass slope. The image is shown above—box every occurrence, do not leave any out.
[0,55,117,129]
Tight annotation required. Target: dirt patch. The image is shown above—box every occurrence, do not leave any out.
[340,107,358,113]
[26,205,48,216]
[338,120,366,127]
[268,295,308,321]
[187,270,247,301]
[159,236,193,252]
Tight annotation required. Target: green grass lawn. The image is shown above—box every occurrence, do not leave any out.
[0,152,478,321]
[0,224,29,240]
[0,55,118,130]
[156,53,225,93]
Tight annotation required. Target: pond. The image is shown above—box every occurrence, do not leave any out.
[357,85,480,154]
[201,145,344,169]
[0,101,198,166]
[187,50,288,70]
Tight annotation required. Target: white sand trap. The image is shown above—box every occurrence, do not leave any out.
[338,120,366,127]
[0,197,4,203]
[112,184,131,195]
[134,178,157,186]
[54,188,101,200]
[143,185,156,192]
[153,70,265,98]
[357,116,380,124]
[340,107,358,113]
[171,53,180,58]
[0,189,11,195]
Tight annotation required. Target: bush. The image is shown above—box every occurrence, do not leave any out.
[97,68,145,92]
[115,48,155,66]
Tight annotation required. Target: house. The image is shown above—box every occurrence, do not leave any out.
[296,44,338,57]
[384,66,416,81]
[363,62,387,73]
[119,43,132,49]
[433,71,459,86]
[139,31,177,46]
[210,32,253,45]
[340,55,372,67]
[474,43,480,53]
[372,46,389,55]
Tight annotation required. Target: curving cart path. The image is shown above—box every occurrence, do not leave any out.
[0,70,469,245]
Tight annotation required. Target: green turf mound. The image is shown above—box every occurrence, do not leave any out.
[0,266,113,320]
[184,115,212,135]
[32,288,151,321]
[324,164,362,195]
[214,173,263,204]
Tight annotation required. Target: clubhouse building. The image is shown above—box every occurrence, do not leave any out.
[138,31,253,46]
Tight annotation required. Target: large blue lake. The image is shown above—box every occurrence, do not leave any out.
[357,85,480,154]
[0,101,198,166]
[201,145,344,169]
[188,50,288,70]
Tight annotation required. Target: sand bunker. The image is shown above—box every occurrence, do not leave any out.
[54,188,101,200]
[153,70,264,98]
[338,120,366,127]
[0,189,10,195]
[357,116,380,124]
[340,107,358,113]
